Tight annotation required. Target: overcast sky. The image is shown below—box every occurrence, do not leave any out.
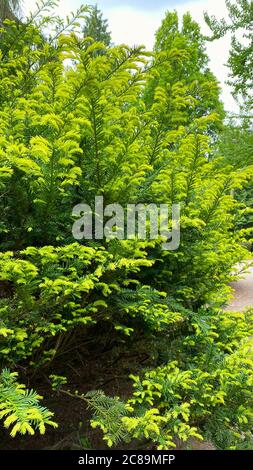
[23,0,238,113]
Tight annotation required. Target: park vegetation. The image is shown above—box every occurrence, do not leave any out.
[0,0,252,450]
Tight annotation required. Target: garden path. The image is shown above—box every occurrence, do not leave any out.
[226,263,253,311]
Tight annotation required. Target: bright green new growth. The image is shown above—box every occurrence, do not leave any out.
[0,369,57,437]
[0,0,252,448]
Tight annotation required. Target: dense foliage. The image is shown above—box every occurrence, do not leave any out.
[145,10,224,133]
[0,0,252,449]
[218,119,253,239]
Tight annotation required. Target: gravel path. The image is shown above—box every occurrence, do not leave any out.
[226,264,253,311]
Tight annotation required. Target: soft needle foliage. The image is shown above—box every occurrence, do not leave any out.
[144,10,224,134]
[0,1,252,448]
[0,369,57,437]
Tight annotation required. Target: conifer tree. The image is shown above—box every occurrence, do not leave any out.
[0,0,253,449]
[144,11,224,132]
[83,4,111,47]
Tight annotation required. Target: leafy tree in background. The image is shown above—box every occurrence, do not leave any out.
[205,0,253,110]
[205,1,253,241]
[144,11,224,133]
[82,4,111,46]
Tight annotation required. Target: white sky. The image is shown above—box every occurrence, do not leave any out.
[23,0,238,113]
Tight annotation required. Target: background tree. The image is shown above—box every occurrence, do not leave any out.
[0,0,22,23]
[205,0,253,110]
[144,11,224,133]
[82,4,111,47]
[0,0,253,450]
[217,118,253,243]
[205,1,253,242]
